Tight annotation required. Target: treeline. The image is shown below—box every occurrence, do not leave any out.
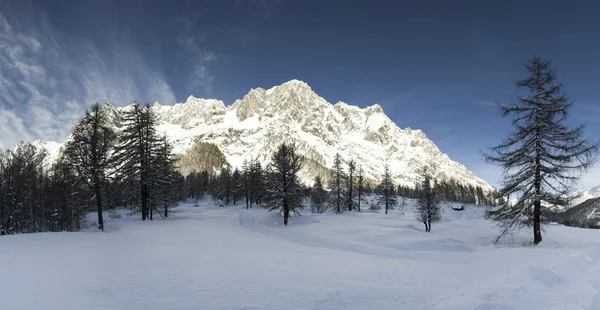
[398,179,496,206]
[0,103,202,235]
[1,102,497,234]
[0,145,88,234]
[204,151,497,223]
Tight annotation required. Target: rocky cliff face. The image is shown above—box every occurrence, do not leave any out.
[16,80,493,190]
[152,80,491,189]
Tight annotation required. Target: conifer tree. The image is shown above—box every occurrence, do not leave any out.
[416,172,440,232]
[232,168,244,205]
[485,57,597,244]
[378,164,397,214]
[149,136,179,218]
[113,102,159,221]
[356,166,365,212]
[251,159,264,205]
[311,176,328,213]
[264,143,304,225]
[63,103,117,231]
[215,166,233,205]
[242,160,251,209]
[346,159,356,211]
[328,153,345,213]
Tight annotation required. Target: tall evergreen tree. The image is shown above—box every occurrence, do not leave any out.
[328,153,345,213]
[264,143,304,225]
[346,159,356,211]
[113,102,158,220]
[63,103,117,231]
[251,159,264,205]
[485,57,597,244]
[356,166,365,212]
[416,172,440,232]
[311,176,328,213]
[232,168,244,205]
[378,164,397,214]
[148,136,180,218]
[242,160,251,209]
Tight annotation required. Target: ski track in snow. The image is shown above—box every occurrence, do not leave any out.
[2,198,600,310]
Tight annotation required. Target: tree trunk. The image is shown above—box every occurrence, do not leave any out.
[533,200,542,244]
[164,204,168,218]
[283,199,289,226]
[385,193,388,214]
[427,213,432,232]
[141,173,148,221]
[534,128,542,244]
[94,181,104,231]
[337,182,341,213]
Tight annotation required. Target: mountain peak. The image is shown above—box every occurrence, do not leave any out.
[275,79,312,93]
[282,79,309,86]
[366,103,384,114]
[20,80,493,193]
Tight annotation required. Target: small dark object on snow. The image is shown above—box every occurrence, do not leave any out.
[1,228,6,235]
[452,205,465,211]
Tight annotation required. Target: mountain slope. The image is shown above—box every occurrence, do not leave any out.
[569,185,600,207]
[13,80,492,190]
[554,197,600,228]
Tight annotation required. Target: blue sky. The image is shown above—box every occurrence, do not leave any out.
[1,0,600,189]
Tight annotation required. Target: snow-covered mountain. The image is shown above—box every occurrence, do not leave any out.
[569,185,600,207]
[13,80,493,190]
[9,140,63,168]
[554,197,600,228]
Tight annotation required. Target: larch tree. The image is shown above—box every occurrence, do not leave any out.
[264,143,304,225]
[63,103,117,231]
[328,153,345,213]
[113,102,159,221]
[416,172,440,232]
[378,164,397,214]
[148,135,180,218]
[485,57,597,244]
[356,166,365,212]
[311,176,328,213]
[242,160,251,209]
[346,159,356,211]
[232,168,244,205]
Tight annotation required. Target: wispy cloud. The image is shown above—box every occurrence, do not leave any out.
[176,14,217,96]
[0,5,177,148]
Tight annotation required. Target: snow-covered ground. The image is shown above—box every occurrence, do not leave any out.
[2,198,600,310]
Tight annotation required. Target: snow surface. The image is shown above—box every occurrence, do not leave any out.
[2,199,600,309]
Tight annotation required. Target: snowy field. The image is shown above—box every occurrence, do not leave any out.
[2,198,600,310]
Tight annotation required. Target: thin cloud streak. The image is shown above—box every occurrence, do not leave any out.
[0,6,178,148]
